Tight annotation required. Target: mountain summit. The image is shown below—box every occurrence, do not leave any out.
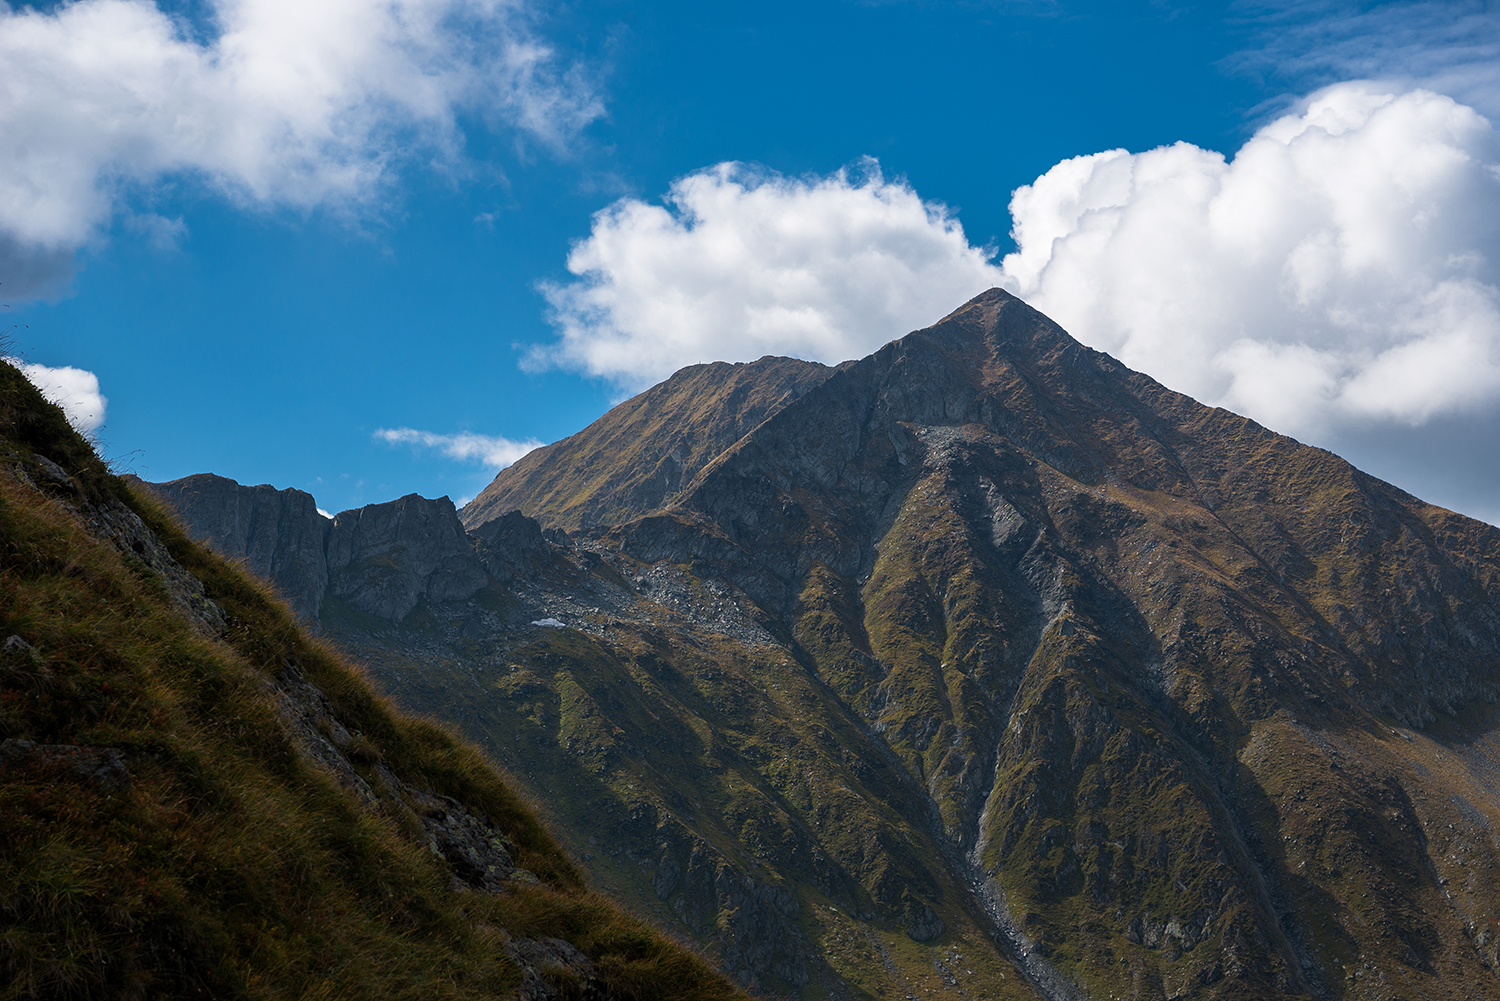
[463,354,834,534]
[157,289,1500,1000]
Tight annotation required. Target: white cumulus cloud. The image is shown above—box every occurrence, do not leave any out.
[8,359,108,433]
[998,82,1500,441]
[532,159,1006,389]
[375,427,542,469]
[0,0,602,297]
[534,86,1500,521]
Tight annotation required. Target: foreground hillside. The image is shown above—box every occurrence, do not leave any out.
[153,290,1500,1001]
[0,360,744,1001]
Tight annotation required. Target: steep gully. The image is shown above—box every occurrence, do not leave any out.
[765,454,1299,1001]
[792,442,1088,1001]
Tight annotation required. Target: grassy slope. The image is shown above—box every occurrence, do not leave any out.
[0,360,744,1001]
[329,587,1044,1001]
[461,357,832,534]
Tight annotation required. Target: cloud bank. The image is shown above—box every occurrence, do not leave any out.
[0,0,601,297]
[9,359,108,433]
[999,83,1500,441]
[375,427,542,469]
[534,160,1006,389]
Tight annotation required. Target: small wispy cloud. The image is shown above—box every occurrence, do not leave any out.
[374,427,543,470]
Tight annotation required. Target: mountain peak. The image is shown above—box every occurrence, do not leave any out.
[462,353,834,533]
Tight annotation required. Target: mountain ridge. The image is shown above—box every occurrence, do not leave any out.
[463,355,836,534]
[148,288,1500,1001]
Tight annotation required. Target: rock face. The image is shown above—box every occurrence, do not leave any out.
[146,476,511,624]
[466,507,546,582]
[0,738,131,792]
[325,494,488,621]
[143,473,330,619]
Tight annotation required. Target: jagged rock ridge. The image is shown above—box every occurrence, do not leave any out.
[135,473,330,619]
[145,475,544,624]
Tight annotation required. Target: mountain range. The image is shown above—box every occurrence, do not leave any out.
[147,289,1500,1001]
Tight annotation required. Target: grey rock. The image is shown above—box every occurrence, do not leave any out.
[142,473,330,620]
[470,508,545,552]
[326,493,487,621]
[395,774,529,894]
[33,455,71,486]
[144,476,493,624]
[503,935,604,1001]
[0,738,131,791]
[468,509,546,582]
[273,659,534,893]
[653,856,682,899]
[272,660,379,808]
[89,500,227,635]
[903,900,946,942]
[3,635,32,654]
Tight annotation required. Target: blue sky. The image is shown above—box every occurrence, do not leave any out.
[4,0,1499,522]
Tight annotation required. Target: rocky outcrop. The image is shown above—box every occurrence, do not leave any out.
[325,494,488,621]
[503,935,606,1001]
[145,476,541,625]
[0,737,131,792]
[142,473,330,620]
[467,508,547,582]
[273,658,539,894]
[89,497,230,635]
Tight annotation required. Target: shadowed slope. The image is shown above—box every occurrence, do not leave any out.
[462,356,835,534]
[0,360,746,1001]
